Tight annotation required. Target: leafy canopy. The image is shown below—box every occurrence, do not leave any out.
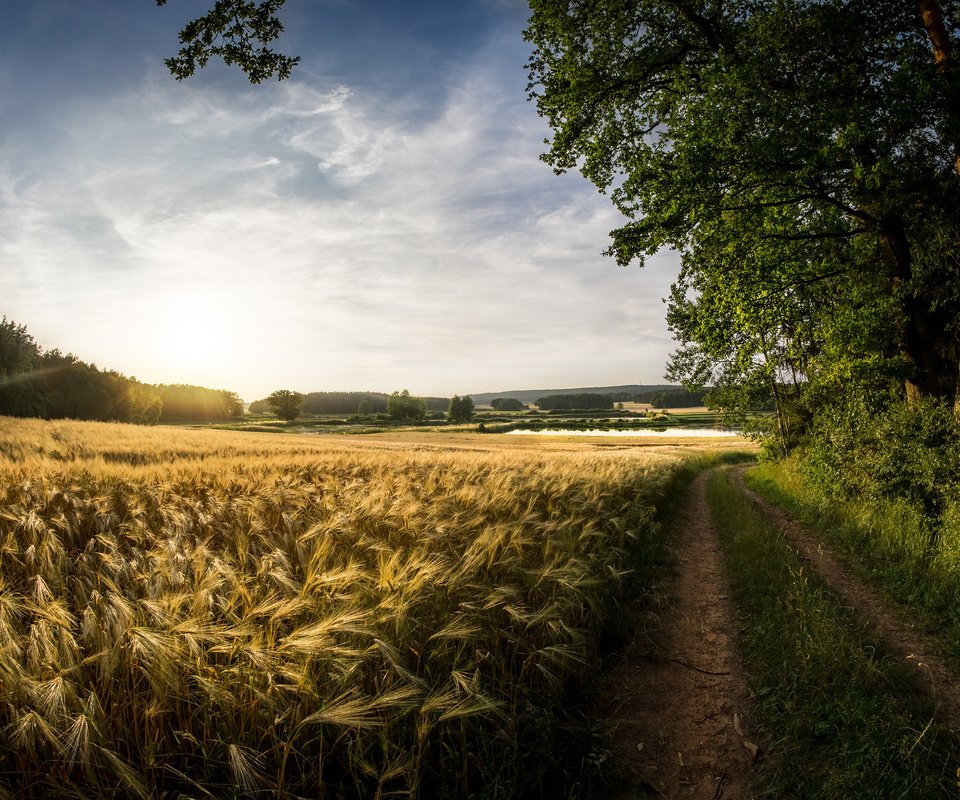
[525,0,960,419]
[387,389,427,422]
[447,395,475,423]
[267,388,303,421]
[156,0,299,82]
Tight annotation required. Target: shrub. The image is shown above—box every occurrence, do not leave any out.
[804,396,960,530]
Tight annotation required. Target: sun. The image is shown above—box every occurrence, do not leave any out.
[154,296,232,372]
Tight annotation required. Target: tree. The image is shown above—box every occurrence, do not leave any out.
[124,381,164,424]
[387,389,427,422]
[248,398,270,414]
[156,0,299,83]
[156,384,243,421]
[267,389,303,420]
[357,399,373,416]
[525,1,960,412]
[0,317,45,417]
[491,397,525,412]
[535,393,613,411]
[447,394,475,423]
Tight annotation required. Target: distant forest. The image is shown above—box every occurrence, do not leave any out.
[470,385,705,407]
[249,392,450,415]
[0,318,242,423]
[1,317,708,424]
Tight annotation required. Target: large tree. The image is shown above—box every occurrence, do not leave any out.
[387,389,427,422]
[525,0,960,411]
[447,394,475,423]
[267,388,303,420]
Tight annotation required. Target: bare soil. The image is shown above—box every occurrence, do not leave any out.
[598,470,758,799]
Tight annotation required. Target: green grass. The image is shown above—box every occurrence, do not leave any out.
[746,458,960,669]
[707,467,959,798]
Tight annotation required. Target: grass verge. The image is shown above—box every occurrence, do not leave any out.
[746,458,960,669]
[707,467,959,798]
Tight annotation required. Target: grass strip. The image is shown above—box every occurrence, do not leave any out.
[706,467,959,798]
[746,458,960,668]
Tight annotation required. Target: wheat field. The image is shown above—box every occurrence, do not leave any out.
[0,417,719,798]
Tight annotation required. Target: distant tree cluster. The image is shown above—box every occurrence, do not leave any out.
[247,398,270,414]
[447,395,475,423]
[267,389,303,421]
[387,389,427,421]
[251,390,453,418]
[0,318,244,424]
[535,393,614,411]
[633,388,707,408]
[0,318,163,423]
[301,392,389,415]
[156,384,243,421]
[490,398,525,411]
[422,397,451,413]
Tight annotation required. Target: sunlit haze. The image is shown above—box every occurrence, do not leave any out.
[1,0,679,402]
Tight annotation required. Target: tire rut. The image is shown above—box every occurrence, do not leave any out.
[599,469,757,799]
[730,465,960,732]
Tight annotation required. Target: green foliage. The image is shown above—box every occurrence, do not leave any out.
[447,395,475,423]
[0,318,166,424]
[0,317,46,417]
[804,396,960,524]
[632,388,706,408]
[266,388,303,421]
[535,393,613,411]
[422,396,452,412]
[491,398,526,411]
[300,391,389,415]
[387,389,427,422]
[707,468,959,797]
[156,0,299,83]
[748,459,960,667]
[357,398,373,416]
[525,0,960,438]
[248,398,269,414]
[156,384,243,421]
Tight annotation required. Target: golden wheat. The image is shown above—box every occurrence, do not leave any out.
[0,415,726,798]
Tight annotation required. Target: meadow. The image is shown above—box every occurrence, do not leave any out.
[0,417,728,799]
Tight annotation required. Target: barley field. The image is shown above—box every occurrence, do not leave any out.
[0,417,720,799]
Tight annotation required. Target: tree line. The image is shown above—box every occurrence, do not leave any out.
[0,318,242,423]
[534,393,615,411]
[251,390,457,418]
[256,389,476,424]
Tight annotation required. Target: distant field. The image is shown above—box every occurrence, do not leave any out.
[0,417,747,798]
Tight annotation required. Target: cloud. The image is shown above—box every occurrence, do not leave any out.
[1,24,679,399]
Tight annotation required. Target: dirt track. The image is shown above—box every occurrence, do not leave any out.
[599,470,756,799]
[600,465,960,798]
[730,466,960,731]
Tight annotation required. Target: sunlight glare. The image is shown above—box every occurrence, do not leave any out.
[155,296,233,372]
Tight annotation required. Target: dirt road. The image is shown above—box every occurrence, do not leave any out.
[599,470,757,799]
[600,465,960,798]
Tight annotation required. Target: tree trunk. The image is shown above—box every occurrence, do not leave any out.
[916,0,960,181]
[879,213,959,404]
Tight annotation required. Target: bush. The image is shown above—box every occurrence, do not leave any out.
[804,396,960,523]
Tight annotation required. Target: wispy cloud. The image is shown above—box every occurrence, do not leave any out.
[1,16,677,399]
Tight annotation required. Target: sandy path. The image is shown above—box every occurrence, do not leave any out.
[730,466,960,732]
[599,470,757,798]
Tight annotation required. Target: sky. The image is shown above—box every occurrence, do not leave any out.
[0,0,679,402]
